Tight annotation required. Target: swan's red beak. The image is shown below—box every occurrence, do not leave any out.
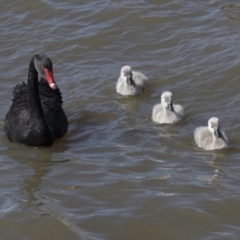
[44,68,57,90]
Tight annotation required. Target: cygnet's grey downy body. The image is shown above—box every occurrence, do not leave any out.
[152,91,184,124]
[194,117,228,150]
[116,65,148,96]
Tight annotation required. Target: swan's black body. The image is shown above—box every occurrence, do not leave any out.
[4,54,68,146]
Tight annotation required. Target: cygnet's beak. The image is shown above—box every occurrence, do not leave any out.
[126,77,133,85]
[167,103,174,112]
[214,129,220,138]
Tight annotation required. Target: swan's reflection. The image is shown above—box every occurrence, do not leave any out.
[3,144,68,209]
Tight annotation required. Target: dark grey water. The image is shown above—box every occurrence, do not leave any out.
[1,0,240,239]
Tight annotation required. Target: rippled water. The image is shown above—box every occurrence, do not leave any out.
[1,0,240,239]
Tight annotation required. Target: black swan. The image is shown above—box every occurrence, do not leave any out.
[4,54,68,146]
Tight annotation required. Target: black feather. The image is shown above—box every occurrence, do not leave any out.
[4,54,68,146]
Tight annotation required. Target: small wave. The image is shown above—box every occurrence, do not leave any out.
[221,4,240,23]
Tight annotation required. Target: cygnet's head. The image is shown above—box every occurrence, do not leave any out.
[208,117,220,138]
[161,91,174,111]
[121,65,133,85]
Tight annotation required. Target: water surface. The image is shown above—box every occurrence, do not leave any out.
[1,0,240,239]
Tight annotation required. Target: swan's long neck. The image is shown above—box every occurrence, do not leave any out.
[163,105,173,115]
[212,134,217,142]
[212,133,221,148]
[28,60,46,122]
[163,106,167,114]
[28,60,50,134]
